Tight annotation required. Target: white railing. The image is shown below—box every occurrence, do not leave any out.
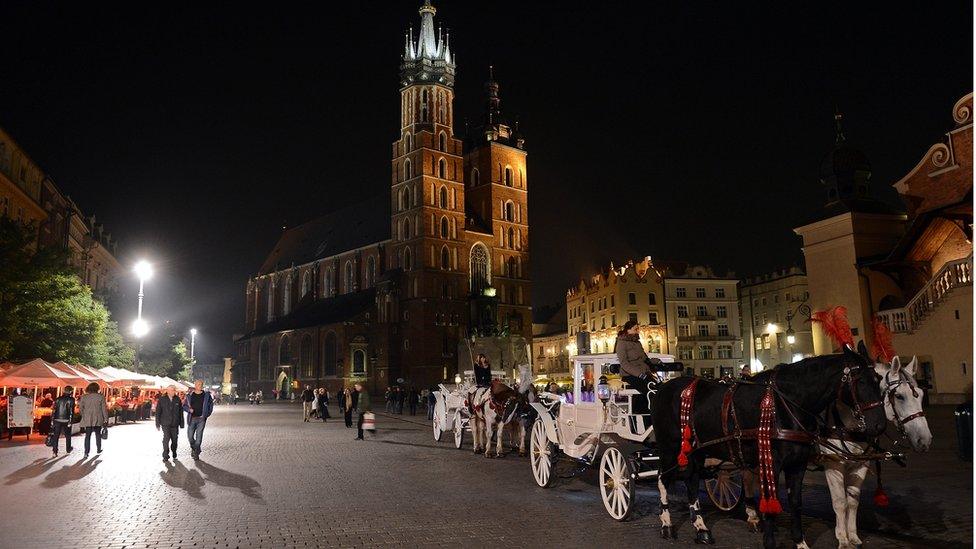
[876,254,973,333]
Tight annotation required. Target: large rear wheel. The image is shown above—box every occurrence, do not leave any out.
[453,415,465,449]
[432,399,445,442]
[530,420,556,488]
[600,447,636,521]
[705,469,743,511]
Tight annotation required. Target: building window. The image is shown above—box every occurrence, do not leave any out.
[648,292,657,305]
[301,271,310,298]
[718,345,733,359]
[718,324,729,337]
[282,275,293,316]
[717,305,727,318]
[679,324,690,337]
[696,305,707,317]
[344,261,354,292]
[611,314,616,327]
[695,287,706,298]
[323,267,335,297]
[279,336,292,365]
[440,216,449,238]
[504,201,514,222]
[470,243,490,294]
[762,334,770,350]
[761,297,767,306]
[678,347,692,360]
[365,256,376,288]
[505,167,513,186]
[715,288,726,298]
[266,283,275,321]
[300,335,313,378]
[352,349,367,376]
[258,339,270,380]
[471,168,480,187]
[507,227,514,249]
[441,246,450,270]
[676,287,687,298]
[628,312,638,323]
[440,186,448,208]
[649,311,659,325]
[439,131,447,151]
[610,295,615,307]
[627,292,637,305]
[403,246,413,271]
[404,159,412,180]
[698,345,713,360]
[438,158,447,179]
[677,305,688,318]
[697,325,709,337]
[754,337,762,351]
[761,312,767,325]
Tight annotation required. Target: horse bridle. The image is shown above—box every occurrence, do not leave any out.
[883,370,926,433]
[837,366,884,432]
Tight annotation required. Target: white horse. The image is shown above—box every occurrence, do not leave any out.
[822,355,931,548]
[467,386,490,455]
[471,366,533,458]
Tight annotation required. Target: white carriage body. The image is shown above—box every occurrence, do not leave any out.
[431,369,511,442]
[532,353,677,460]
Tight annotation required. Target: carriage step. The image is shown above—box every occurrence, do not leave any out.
[637,469,659,478]
[641,455,660,462]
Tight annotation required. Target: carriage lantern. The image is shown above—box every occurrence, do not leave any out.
[597,375,611,404]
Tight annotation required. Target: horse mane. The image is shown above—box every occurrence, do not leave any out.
[810,306,855,350]
[871,316,895,363]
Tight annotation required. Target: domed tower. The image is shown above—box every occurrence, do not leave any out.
[820,112,872,205]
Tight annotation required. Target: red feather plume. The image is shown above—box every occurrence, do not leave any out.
[871,316,896,363]
[810,306,855,350]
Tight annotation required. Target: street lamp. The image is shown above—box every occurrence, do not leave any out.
[131,260,153,338]
[190,328,198,361]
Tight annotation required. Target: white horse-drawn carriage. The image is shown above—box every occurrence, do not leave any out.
[431,369,510,449]
[529,353,743,520]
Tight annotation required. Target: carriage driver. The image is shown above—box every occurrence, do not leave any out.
[614,320,682,414]
[473,354,492,388]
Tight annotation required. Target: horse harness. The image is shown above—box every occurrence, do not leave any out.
[884,370,925,434]
[689,366,884,468]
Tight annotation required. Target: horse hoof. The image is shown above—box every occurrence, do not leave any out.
[694,530,715,545]
[661,526,675,540]
[747,521,761,534]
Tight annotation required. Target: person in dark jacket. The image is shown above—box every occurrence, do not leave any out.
[182,380,214,459]
[156,386,185,460]
[408,388,420,416]
[351,387,360,413]
[316,388,330,422]
[614,320,682,414]
[474,354,492,387]
[301,386,315,422]
[50,387,76,456]
[355,383,372,440]
[427,388,437,420]
[343,388,354,428]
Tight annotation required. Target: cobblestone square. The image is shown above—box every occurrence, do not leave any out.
[0,403,969,548]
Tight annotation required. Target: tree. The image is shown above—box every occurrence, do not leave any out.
[136,334,193,380]
[0,217,136,365]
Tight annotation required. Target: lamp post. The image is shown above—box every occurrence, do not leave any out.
[784,297,811,359]
[131,260,153,370]
[190,328,198,361]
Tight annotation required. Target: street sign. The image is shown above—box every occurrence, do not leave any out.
[7,395,33,429]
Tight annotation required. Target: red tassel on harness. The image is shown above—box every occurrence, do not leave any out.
[874,486,889,507]
[757,386,782,515]
[677,380,699,468]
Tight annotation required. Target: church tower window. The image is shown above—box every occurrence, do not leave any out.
[438,158,447,179]
[505,166,513,186]
[344,261,354,293]
[439,186,448,208]
[470,244,490,295]
[471,168,479,187]
[440,246,450,270]
[440,216,449,238]
[439,131,447,151]
[403,246,413,271]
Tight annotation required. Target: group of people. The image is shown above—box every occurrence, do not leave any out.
[297,383,372,439]
[154,380,214,460]
[246,390,264,404]
[46,382,110,457]
[383,386,422,416]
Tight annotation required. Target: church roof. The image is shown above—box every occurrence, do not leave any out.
[242,288,377,339]
[258,195,389,275]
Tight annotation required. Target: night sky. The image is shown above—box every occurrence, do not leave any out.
[0,2,971,359]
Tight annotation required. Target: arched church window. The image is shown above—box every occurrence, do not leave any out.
[439,186,448,208]
[279,336,291,366]
[365,256,376,288]
[266,281,275,321]
[403,246,413,271]
[282,275,292,316]
[438,158,447,179]
[403,218,410,241]
[508,228,514,250]
[439,132,447,151]
[504,201,514,222]
[505,167,513,186]
[440,216,449,238]
[470,243,490,295]
[471,168,480,187]
[404,159,412,180]
[441,246,450,270]
[344,261,354,293]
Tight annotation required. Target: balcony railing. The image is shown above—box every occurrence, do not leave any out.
[876,254,972,334]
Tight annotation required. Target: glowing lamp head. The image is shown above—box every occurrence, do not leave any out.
[131,318,150,338]
[786,333,796,345]
[133,260,154,282]
[597,375,611,403]
[190,328,198,336]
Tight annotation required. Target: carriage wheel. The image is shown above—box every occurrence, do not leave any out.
[600,447,636,521]
[432,399,446,442]
[530,420,556,488]
[705,469,743,512]
[433,417,443,442]
[453,416,465,449]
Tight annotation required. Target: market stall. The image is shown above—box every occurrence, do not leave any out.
[0,359,85,438]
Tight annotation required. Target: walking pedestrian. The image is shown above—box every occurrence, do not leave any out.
[395,386,405,414]
[351,386,360,413]
[182,380,214,459]
[337,386,346,415]
[156,386,185,461]
[78,382,108,458]
[343,388,354,428]
[301,385,315,422]
[316,388,330,422]
[355,382,372,440]
[256,389,263,405]
[385,387,393,413]
[408,387,419,416]
[50,387,76,456]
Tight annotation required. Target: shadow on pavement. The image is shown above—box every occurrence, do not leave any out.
[5,456,67,485]
[160,458,205,499]
[380,439,467,452]
[194,459,263,500]
[40,455,101,488]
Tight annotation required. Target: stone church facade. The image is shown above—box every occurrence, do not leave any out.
[234,1,532,396]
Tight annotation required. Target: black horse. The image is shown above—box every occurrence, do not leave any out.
[651,347,888,549]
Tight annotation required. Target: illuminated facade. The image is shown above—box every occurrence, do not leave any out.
[236,1,532,395]
[740,267,814,371]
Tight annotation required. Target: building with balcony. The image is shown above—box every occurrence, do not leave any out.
[740,267,814,371]
[795,96,972,403]
[663,264,744,378]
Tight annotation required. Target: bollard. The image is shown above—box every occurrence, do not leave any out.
[954,401,972,461]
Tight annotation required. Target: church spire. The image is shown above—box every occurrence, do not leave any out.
[399,1,456,88]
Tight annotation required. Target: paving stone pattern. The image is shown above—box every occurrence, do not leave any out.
[0,402,969,548]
